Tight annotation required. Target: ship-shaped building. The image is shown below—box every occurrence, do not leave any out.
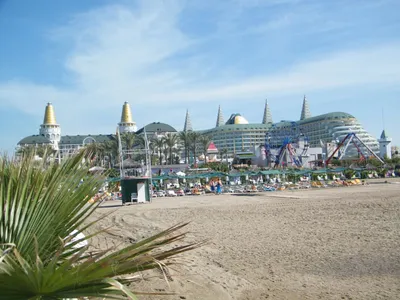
[200,96,380,159]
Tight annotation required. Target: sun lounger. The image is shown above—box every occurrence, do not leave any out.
[166,190,177,197]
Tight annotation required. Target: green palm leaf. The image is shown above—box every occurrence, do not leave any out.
[0,151,200,299]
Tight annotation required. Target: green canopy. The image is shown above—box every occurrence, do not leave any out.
[260,170,282,175]
[312,167,346,174]
[289,170,312,175]
[107,177,121,182]
[151,175,169,180]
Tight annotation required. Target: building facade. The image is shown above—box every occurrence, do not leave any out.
[118,101,137,133]
[136,122,177,139]
[201,101,273,154]
[18,102,136,158]
[197,97,380,159]
[17,102,179,162]
[17,97,383,163]
[379,130,392,159]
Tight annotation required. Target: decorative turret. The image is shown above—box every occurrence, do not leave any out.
[379,129,392,159]
[216,105,224,127]
[262,99,273,124]
[39,102,61,150]
[118,102,137,133]
[183,109,193,132]
[300,95,312,120]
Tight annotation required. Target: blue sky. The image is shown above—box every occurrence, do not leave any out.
[1,0,400,153]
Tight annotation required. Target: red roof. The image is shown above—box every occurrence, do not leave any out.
[207,142,218,153]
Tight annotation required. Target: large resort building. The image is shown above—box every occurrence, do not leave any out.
[18,96,386,162]
[17,102,177,159]
[197,97,380,158]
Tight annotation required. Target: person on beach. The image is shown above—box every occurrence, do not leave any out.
[216,179,222,194]
[210,180,215,193]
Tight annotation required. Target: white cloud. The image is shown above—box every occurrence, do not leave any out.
[0,0,399,136]
[145,42,400,103]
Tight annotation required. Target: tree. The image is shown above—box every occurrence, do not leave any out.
[220,148,229,163]
[153,137,165,165]
[148,137,158,165]
[17,144,56,159]
[163,133,180,165]
[0,150,199,299]
[199,135,211,164]
[179,131,191,164]
[121,132,136,151]
[102,139,119,167]
[188,132,201,166]
[84,142,107,166]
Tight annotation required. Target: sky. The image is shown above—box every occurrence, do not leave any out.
[0,0,399,153]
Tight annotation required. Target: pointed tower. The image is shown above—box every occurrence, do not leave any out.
[262,99,273,124]
[216,105,224,127]
[379,130,392,159]
[39,102,61,150]
[300,95,312,120]
[118,102,137,133]
[183,109,193,132]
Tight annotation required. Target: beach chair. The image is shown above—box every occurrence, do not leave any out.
[264,186,276,192]
[166,190,177,197]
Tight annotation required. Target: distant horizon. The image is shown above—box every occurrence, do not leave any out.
[1,0,399,152]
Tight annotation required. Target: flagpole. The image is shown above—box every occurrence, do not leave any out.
[117,126,124,178]
[144,127,153,202]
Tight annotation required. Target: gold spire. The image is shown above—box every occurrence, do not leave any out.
[43,102,57,125]
[120,101,133,123]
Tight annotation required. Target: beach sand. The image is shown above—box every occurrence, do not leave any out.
[88,182,400,300]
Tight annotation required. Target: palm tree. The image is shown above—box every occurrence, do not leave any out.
[84,142,106,166]
[163,133,180,165]
[17,144,56,159]
[121,132,135,151]
[36,144,56,158]
[148,138,158,165]
[153,137,164,165]
[0,150,199,299]
[188,132,201,166]
[179,131,191,164]
[103,139,119,167]
[134,134,146,148]
[220,148,228,163]
[199,135,211,164]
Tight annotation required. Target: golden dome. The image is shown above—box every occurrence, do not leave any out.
[226,113,249,125]
[43,102,57,125]
[234,116,249,125]
[120,102,133,123]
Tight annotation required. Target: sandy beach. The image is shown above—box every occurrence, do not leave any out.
[89,182,400,300]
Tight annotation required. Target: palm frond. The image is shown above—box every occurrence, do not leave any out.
[0,150,200,299]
